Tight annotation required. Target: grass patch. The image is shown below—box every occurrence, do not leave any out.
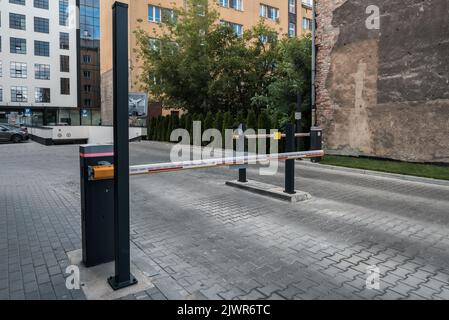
[320,155,449,181]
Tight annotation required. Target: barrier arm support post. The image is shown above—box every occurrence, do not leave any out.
[238,124,247,183]
[108,1,137,291]
[310,127,323,163]
[284,123,296,194]
[295,94,303,151]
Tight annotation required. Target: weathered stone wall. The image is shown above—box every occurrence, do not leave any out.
[100,69,114,126]
[316,0,449,163]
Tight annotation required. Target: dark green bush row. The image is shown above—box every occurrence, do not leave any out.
[147,110,284,142]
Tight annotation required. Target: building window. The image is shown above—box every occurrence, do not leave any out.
[148,38,160,51]
[9,13,26,30]
[84,85,91,93]
[302,17,312,30]
[219,0,229,7]
[59,0,69,26]
[289,0,296,14]
[59,32,69,50]
[148,5,161,23]
[221,21,243,37]
[260,4,279,21]
[288,22,296,37]
[10,62,27,78]
[34,17,49,33]
[83,55,91,63]
[9,0,26,5]
[0,86,2,102]
[35,88,50,103]
[34,40,50,57]
[84,99,92,107]
[10,37,26,54]
[83,71,91,79]
[60,78,70,95]
[219,0,243,11]
[34,0,49,10]
[60,55,70,72]
[35,63,50,80]
[11,86,28,102]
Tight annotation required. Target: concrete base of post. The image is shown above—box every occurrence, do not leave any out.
[225,180,312,203]
[67,249,154,300]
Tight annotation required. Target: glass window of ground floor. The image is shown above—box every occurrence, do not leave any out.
[0,108,101,126]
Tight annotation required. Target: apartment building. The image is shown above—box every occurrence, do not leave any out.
[0,0,78,126]
[100,0,314,125]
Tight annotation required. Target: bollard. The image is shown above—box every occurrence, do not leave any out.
[284,123,296,194]
[237,124,247,183]
[79,145,115,267]
[310,126,323,163]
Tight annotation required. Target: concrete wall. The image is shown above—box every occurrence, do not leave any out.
[315,0,449,163]
[29,125,146,144]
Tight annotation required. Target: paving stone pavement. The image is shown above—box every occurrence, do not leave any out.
[1,141,449,300]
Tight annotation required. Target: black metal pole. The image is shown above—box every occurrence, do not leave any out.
[295,94,303,151]
[284,123,296,194]
[108,1,137,290]
[237,124,247,183]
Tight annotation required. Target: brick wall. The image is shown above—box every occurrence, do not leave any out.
[315,0,449,163]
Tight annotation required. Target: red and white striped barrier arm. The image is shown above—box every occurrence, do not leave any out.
[128,150,324,176]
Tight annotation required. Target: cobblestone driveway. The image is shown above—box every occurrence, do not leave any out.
[1,141,449,300]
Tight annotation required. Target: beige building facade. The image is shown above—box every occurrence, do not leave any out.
[100,0,313,124]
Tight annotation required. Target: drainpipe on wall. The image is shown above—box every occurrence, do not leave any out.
[311,0,317,126]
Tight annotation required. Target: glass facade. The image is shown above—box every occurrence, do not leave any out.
[80,0,100,41]
[79,0,101,113]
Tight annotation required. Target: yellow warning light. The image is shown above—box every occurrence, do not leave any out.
[92,165,115,180]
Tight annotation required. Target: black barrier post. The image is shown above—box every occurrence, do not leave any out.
[80,145,115,268]
[284,123,296,194]
[238,124,247,183]
[108,1,137,290]
[295,94,303,151]
[310,126,323,163]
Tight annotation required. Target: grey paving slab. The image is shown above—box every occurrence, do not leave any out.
[1,141,449,300]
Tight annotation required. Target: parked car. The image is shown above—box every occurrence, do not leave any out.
[0,124,29,143]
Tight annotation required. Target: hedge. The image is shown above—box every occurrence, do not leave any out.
[148,110,300,143]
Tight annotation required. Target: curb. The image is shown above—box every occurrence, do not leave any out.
[225,180,312,202]
[297,160,449,188]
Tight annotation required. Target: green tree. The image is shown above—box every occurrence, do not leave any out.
[222,111,233,147]
[246,109,257,130]
[185,113,193,134]
[253,34,312,129]
[147,117,153,140]
[222,111,233,133]
[134,0,283,116]
[214,111,223,131]
[161,116,168,141]
[204,111,214,130]
[166,115,173,141]
[257,109,271,133]
[234,110,246,128]
[180,114,186,130]
[270,111,280,130]
[156,116,162,141]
